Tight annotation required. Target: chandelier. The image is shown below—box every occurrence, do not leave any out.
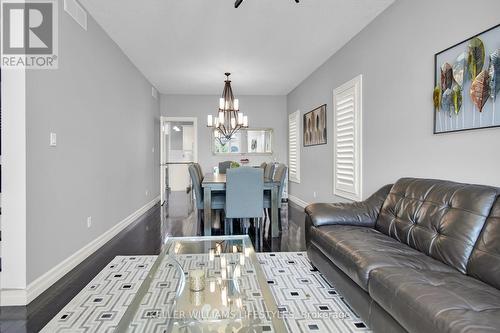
[207,73,248,144]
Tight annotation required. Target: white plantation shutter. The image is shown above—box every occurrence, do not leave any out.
[288,111,301,183]
[333,75,362,201]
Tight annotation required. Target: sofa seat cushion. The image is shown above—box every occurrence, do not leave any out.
[368,267,500,333]
[309,225,455,291]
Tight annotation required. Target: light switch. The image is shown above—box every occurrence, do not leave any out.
[50,132,57,147]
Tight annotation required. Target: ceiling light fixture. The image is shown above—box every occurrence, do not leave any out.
[235,0,299,8]
[207,73,248,144]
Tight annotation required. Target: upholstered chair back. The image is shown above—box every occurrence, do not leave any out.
[225,167,264,219]
[264,162,274,179]
[193,163,203,181]
[273,164,288,202]
[218,161,233,174]
[188,164,203,210]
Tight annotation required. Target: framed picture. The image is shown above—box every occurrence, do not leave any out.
[434,23,500,134]
[303,104,327,146]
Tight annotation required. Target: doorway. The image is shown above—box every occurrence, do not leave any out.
[160,117,198,209]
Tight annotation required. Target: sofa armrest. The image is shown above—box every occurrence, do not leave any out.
[305,184,392,228]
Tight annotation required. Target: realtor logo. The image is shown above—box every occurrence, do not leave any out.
[1,0,58,69]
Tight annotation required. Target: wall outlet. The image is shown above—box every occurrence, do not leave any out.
[86,216,92,228]
[49,132,57,146]
[313,191,317,198]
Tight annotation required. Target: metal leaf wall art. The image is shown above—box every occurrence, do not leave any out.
[442,88,453,115]
[467,37,485,80]
[441,63,453,90]
[452,52,467,88]
[433,86,442,111]
[489,49,500,101]
[470,70,490,112]
[434,24,500,133]
[452,85,462,114]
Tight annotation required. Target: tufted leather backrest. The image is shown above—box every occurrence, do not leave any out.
[376,178,498,273]
[467,196,500,289]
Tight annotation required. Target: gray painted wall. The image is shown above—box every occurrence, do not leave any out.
[287,0,500,204]
[26,2,160,284]
[161,95,287,172]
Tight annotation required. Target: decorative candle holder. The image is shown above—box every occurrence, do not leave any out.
[209,280,216,293]
[189,269,206,292]
[190,290,204,306]
[233,265,241,279]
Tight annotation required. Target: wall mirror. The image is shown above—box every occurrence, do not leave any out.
[212,128,273,155]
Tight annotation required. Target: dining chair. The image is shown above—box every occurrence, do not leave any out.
[263,162,275,179]
[218,161,233,174]
[193,162,203,181]
[225,167,264,249]
[188,164,225,235]
[264,163,288,231]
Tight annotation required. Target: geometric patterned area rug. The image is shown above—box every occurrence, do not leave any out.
[259,253,371,333]
[42,253,371,333]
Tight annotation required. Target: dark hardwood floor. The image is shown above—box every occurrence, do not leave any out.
[0,191,306,333]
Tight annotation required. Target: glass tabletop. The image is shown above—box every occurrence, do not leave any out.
[115,235,286,332]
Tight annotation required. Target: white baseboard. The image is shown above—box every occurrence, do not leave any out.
[0,196,160,306]
[0,289,28,306]
[288,194,309,208]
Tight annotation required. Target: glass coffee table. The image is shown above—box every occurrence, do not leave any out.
[115,235,287,332]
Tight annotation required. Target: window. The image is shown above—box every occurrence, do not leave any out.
[288,111,300,183]
[333,75,362,201]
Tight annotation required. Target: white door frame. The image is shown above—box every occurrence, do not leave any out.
[160,116,198,205]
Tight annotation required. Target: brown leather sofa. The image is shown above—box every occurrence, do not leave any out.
[305,178,500,333]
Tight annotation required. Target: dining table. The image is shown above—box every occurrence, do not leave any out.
[201,173,281,238]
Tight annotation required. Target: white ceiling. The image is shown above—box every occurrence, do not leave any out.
[78,0,394,95]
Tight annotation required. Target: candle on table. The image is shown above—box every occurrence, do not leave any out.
[234,265,241,279]
[189,269,206,292]
[220,256,227,268]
